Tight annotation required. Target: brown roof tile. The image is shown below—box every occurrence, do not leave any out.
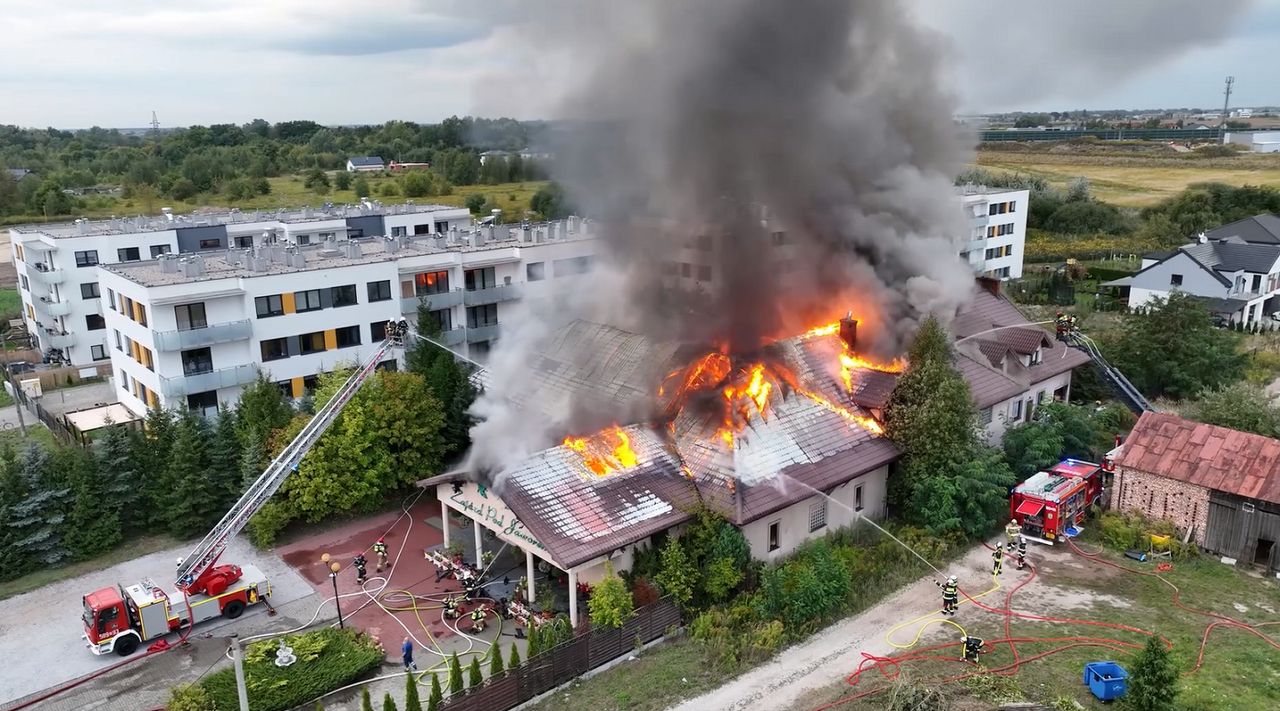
[1115,412,1280,505]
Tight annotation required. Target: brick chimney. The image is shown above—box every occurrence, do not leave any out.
[839,315,858,352]
[977,276,1001,297]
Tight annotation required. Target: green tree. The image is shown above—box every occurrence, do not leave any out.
[353,176,371,198]
[526,625,541,657]
[9,443,72,568]
[1125,635,1178,711]
[1042,200,1132,235]
[159,410,220,537]
[0,446,30,578]
[489,643,505,676]
[670,508,751,606]
[654,537,695,610]
[1185,382,1280,437]
[361,688,374,711]
[404,672,422,711]
[209,407,243,505]
[406,302,476,459]
[530,182,571,220]
[508,642,521,669]
[254,177,271,195]
[588,561,634,628]
[304,168,331,192]
[168,683,216,711]
[96,423,143,533]
[382,693,398,711]
[401,171,433,198]
[63,444,121,559]
[464,193,486,215]
[447,652,464,694]
[335,171,352,191]
[1106,293,1244,400]
[467,656,483,688]
[1002,419,1065,480]
[427,673,442,710]
[169,178,197,201]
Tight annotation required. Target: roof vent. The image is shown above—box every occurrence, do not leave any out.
[386,236,402,253]
[287,250,306,268]
[180,256,206,278]
[567,215,579,234]
[158,254,180,273]
[469,231,483,249]
[344,241,362,259]
[225,250,244,267]
[161,207,174,222]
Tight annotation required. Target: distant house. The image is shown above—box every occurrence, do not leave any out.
[345,156,385,172]
[387,161,430,172]
[1110,411,1280,574]
[5,168,36,182]
[478,150,510,166]
[1105,214,1280,325]
[1186,122,1215,130]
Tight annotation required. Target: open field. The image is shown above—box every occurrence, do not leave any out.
[975,149,1280,207]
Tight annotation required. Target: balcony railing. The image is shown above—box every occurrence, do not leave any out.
[28,265,66,285]
[466,324,500,342]
[401,289,463,313]
[159,363,259,398]
[44,330,75,349]
[154,319,253,352]
[35,296,72,317]
[463,283,522,307]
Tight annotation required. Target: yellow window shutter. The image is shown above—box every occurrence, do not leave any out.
[290,377,304,398]
[323,329,337,350]
[282,292,296,314]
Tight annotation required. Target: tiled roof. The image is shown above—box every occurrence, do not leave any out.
[955,355,1024,408]
[347,156,385,166]
[1180,240,1280,279]
[1116,412,1280,505]
[977,340,1013,368]
[993,327,1051,355]
[1204,214,1280,246]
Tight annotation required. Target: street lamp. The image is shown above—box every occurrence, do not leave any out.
[321,553,344,629]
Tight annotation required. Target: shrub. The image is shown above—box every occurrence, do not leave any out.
[404,672,422,711]
[961,673,1024,702]
[198,629,383,711]
[247,500,294,548]
[169,684,216,711]
[467,657,483,688]
[447,652,463,694]
[588,561,634,628]
[1126,635,1179,711]
[631,576,660,608]
[427,673,442,711]
[508,642,521,669]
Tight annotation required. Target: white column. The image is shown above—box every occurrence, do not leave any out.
[473,519,483,567]
[441,501,450,547]
[568,569,578,629]
[526,549,536,604]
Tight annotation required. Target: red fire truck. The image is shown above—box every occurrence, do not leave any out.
[82,320,412,656]
[1011,469,1091,543]
[1049,458,1105,508]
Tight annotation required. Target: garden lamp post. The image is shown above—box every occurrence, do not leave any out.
[321,553,344,629]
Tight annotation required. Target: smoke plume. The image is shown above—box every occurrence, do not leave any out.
[468,0,979,477]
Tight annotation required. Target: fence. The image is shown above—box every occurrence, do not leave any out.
[438,597,682,711]
[7,380,82,445]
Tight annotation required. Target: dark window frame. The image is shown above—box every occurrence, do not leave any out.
[175,302,208,331]
[255,295,284,318]
[150,244,171,258]
[295,289,323,313]
[370,320,389,342]
[415,270,450,296]
[117,247,141,262]
[367,280,392,302]
[331,284,358,308]
[181,347,214,376]
[198,238,223,250]
[298,331,326,355]
[90,344,108,361]
[260,338,289,361]
[75,250,99,267]
[526,262,545,282]
[335,325,361,348]
[80,282,100,299]
[85,314,106,331]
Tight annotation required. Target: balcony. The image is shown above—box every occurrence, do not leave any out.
[154,319,253,352]
[159,363,259,398]
[402,289,463,313]
[35,296,72,317]
[440,327,465,347]
[463,284,522,307]
[466,324,500,342]
[27,264,66,286]
[43,329,75,349]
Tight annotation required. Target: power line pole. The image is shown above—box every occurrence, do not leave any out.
[150,111,161,140]
[1220,76,1234,143]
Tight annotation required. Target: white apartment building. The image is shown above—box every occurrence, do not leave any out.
[9,202,473,368]
[95,218,596,418]
[957,186,1029,280]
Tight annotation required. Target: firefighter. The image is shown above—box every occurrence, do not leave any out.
[934,575,959,615]
[1055,312,1067,340]
[961,635,985,663]
[353,553,368,585]
[992,543,1004,576]
[1005,518,1021,543]
[444,594,461,619]
[1016,535,1028,571]
[373,537,389,572]
[469,604,488,633]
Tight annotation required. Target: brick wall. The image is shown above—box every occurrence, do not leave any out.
[1109,465,1211,545]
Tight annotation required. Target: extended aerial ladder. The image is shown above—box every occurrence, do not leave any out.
[175,318,412,595]
[1063,330,1155,415]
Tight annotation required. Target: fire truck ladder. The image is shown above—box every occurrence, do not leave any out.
[174,319,410,591]
[1066,331,1155,414]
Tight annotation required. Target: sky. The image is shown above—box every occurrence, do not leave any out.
[0,0,1276,128]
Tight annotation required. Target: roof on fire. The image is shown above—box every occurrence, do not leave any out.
[1115,411,1280,505]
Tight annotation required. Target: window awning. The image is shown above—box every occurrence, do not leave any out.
[1015,499,1045,517]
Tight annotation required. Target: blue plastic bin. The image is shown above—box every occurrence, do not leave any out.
[1083,661,1129,701]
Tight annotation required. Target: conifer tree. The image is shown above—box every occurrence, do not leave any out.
[0,445,31,578]
[97,422,142,532]
[10,442,72,567]
[403,672,422,711]
[489,643,505,676]
[360,688,373,711]
[138,407,177,524]
[159,409,218,537]
[1126,635,1179,711]
[508,642,521,669]
[382,693,397,711]
[467,656,483,688]
[448,652,463,694]
[209,406,243,505]
[427,673,442,710]
[63,442,121,558]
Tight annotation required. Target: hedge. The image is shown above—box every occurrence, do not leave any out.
[175,628,385,711]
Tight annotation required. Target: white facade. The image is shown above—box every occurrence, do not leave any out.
[957,186,1029,280]
[1225,131,1280,153]
[89,217,594,418]
[9,203,472,368]
[739,464,888,561]
[1124,246,1280,326]
[978,369,1074,445]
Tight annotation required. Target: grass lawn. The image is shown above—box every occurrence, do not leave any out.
[0,424,57,450]
[0,534,179,601]
[793,542,1280,711]
[974,151,1280,208]
[523,638,734,711]
[0,288,21,321]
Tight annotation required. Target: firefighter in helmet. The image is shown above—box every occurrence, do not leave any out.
[962,635,986,663]
[373,537,389,572]
[1055,312,1067,339]
[469,604,488,632]
[353,553,368,585]
[992,542,1005,576]
[1005,518,1021,544]
[934,575,959,615]
[1016,535,1029,571]
[444,594,461,619]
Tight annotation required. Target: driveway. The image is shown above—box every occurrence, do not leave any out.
[0,535,313,707]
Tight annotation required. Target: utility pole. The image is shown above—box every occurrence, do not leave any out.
[150,111,161,140]
[0,329,28,437]
[1220,76,1234,143]
[231,634,250,711]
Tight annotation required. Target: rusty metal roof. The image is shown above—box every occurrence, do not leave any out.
[1116,412,1280,505]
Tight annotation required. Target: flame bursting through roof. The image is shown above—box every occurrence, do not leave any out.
[561,318,901,476]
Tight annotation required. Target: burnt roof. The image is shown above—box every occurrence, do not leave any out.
[1116,412,1280,505]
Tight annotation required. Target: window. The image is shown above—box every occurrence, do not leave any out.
[1008,201,1017,213]
[527,262,546,281]
[80,282,100,299]
[298,331,326,355]
[980,407,993,425]
[434,221,449,234]
[296,235,311,246]
[260,338,289,361]
[255,295,284,318]
[75,250,98,267]
[370,320,389,342]
[464,267,496,291]
[275,381,292,398]
[696,265,712,282]
[335,325,361,348]
[85,314,106,331]
[113,330,122,351]
[855,485,864,512]
[1030,347,1042,365]
[1010,399,1023,420]
[91,344,107,361]
[302,374,319,394]
[119,370,129,392]
[391,226,407,238]
[467,304,498,328]
[150,245,171,258]
[768,521,780,552]
[181,347,213,376]
[554,257,592,277]
[471,340,491,357]
[1037,389,1047,403]
[295,289,323,312]
[20,275,29,291]
[415,270,450,296]
[107,288,115,310]
[187,390,218,413]
[198,238,222,250]
[331,284,358,307]
[136,304,147,326]
[234,235,254,249]
[318,232,335,241]
[428,308,453,332]
[1166,273,1182,286]
[367,280,392,302]
[414,224,431,236]
[175,303,207,331]
[117,247,141,262]
[988,203,999,216]
[808,499,828,533]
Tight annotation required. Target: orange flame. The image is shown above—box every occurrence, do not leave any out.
[562,425,639,476]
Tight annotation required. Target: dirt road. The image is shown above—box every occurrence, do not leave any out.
[666,543,1000,711]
